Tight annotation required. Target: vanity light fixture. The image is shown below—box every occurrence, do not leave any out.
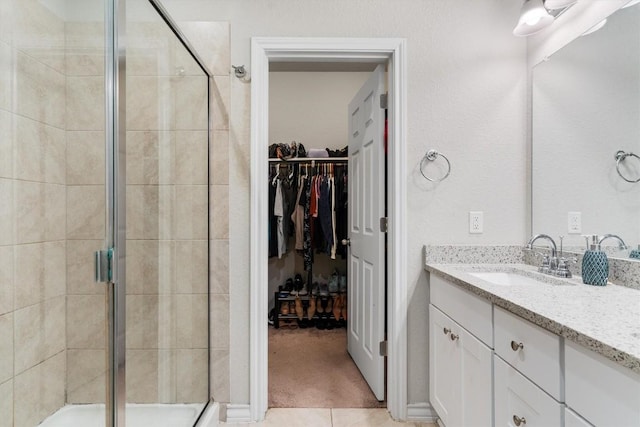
[513,0,555,37]
[622,0,640,8]
[582,18,607,36]
[544,0,577,10]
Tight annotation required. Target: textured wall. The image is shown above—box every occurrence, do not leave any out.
[163,0,529,408]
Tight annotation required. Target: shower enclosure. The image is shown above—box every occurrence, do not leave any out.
[0,0,212,426]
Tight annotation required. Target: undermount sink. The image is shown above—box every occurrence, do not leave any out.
[468,271,553,287]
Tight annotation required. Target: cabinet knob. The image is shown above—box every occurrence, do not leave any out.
[510,340,524,351]
[513,415,526,426]
[449,333,459,341]
[443,327,451,335]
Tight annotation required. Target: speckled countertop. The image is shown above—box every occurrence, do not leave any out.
[426,262,640,374]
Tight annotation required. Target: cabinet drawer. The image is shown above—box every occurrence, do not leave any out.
[565,340,640,427]
[494,356,562,427]
[564,407,593,427]
[494,306,562,400]
[430,274,492,346]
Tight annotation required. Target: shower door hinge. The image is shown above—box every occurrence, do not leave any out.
[380,93,388,109]
[380,217,388,233]
[94,248,114,283]
[379,340,388,357]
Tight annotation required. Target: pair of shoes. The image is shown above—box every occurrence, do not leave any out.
[318,283,329,297]
[295,297,304,320]
[339,275,347,293]
[295,274,308,296]
[285,277,297,296]
[328,270,340,294]
[307,297,316,320]
[332,294,342,322]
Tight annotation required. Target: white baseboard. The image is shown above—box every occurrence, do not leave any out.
[406,402,439,423]
[195,402,219,427]
[225,404,252,423]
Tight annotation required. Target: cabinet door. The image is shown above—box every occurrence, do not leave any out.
[494,356,562,427]
[429,304,461,427]
[460,324,493,427]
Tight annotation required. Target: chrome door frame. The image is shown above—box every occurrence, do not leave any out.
[105,0,126,425]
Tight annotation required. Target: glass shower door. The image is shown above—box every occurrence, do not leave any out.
[124,1,210,426]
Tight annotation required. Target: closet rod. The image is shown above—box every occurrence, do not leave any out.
[268,157,348,163]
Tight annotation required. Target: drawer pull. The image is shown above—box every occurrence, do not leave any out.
[449,333,459,341]
[510,340,524,351]
[513,415,526,426]
[443,327,451,335]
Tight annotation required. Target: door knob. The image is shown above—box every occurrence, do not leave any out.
[341,238,351,247]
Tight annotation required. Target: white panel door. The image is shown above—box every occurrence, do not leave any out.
[347,64,386,401]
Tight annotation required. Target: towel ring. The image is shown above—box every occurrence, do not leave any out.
[615,150,640,183]
[420,150,451,182]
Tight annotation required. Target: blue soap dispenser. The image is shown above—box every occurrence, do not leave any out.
[630,245,640,259]
[581,235,609,286]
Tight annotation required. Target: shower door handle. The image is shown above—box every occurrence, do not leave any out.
[94,248,114,283]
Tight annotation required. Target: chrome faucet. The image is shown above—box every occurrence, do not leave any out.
[598,234,629,251]
[526,234,558,274]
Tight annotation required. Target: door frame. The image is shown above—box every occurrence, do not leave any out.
[249,37,408,421]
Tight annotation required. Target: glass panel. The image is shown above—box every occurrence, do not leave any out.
[0,0,108,425]
[126,1,209,425]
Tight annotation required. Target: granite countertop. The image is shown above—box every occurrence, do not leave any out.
[425,262,640,374]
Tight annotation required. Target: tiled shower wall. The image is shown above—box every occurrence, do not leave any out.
[178,21,232,405]
[0,4,230,424]
[0,1,68,426]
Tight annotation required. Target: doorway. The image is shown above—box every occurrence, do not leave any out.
[249,38,408,422]
[267,65,383,408]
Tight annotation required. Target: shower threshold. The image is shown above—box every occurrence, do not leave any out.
[39,403,206,427]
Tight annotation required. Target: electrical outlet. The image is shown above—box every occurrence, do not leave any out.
[469,211,483,234]
[568,212,582,234]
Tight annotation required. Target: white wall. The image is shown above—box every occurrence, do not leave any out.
[270,71,370,150]
[163,0,529,409]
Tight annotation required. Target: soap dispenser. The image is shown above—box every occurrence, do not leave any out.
[581,235,609,286]
[630,245,640,259]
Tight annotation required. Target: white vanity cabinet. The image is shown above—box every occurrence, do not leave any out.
[565,340,640,427]
[494,306,562,400]
[494,356,562,427]
[429,275,493,427]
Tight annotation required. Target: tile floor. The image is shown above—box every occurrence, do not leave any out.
[221,408,437,427]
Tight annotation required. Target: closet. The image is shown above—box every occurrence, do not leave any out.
[267,67,385,409]
[269,157,348,329]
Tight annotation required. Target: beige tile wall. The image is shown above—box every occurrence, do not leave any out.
[64,20,108,407]
[0,1,68,424]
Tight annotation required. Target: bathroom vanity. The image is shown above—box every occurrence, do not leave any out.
[425,262,640,427]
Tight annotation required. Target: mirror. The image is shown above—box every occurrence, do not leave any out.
[532,1,640,258]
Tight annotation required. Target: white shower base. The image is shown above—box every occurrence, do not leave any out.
[39,403,207,427]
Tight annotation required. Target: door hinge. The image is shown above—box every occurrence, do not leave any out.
[379,340,388,357]
[94,248,114,283]
[380,217,388,233]
[380,93,388,109]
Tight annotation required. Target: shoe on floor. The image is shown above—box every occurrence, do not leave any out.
[295,297,304,320]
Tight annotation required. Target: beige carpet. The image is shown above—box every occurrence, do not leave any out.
[268,327,386,408]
